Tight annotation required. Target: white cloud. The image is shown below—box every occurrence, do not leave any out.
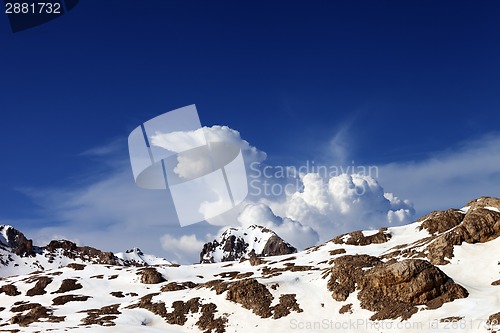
[267,173,415,243]
[151,129,206,153]
[378,133,500,214]
[21,125,500,265]
[160,234,206,264]
[237,203,319,250]
[151,126,266,180]
[16,125,268,264]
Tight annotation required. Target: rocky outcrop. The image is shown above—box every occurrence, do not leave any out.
[225,278,274,318]
[128,294,227,332]
[385,197,500,265]
[139,267,165,284]
[261,235,297,256]
[326,256,468,320]
[52,279,83,293]
[45,240,119,265]
[10,303,65,327]
[358,259,468,320]
[0,225,34,257]
[200,225,296,263]
[26,276,53,296]
[418,209,465,235]
[0,284,21,296]
[80,304,121,326]
[332,228,391,246]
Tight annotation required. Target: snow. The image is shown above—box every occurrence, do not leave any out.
[485,206,500,213]
[0,224,12,246]
[1,214,500,332]
[115,248,172,266]
[460,206,471,213]
[361,229,379,237]
[203,225,277,262]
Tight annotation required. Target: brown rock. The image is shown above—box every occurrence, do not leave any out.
[10,303,64,327]
[26,276,52,296]
[418,209,465,235]
[272,294,303,319]
[249,256,263,266]
[66,263,86,270]
[0,226,34,257]
[52,294,90,305]
[52,279,82,293]
[160,281,198,292]
[0,284,21,296]
[488,312,500,325]
[225,278,273,318]
[110,291,125,298]
[332,228,391,246]
[261,235,297,257]
[327,255,381,302]
[80,304,121,326]
[329,249,346,256]
[339,304,353,314]
[140,267,165,284]
[358,259,468,320]
[196,303,227,333]
[426,207,500,264]
[326,255,467,320]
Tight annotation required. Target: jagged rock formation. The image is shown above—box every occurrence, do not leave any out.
[200,225,297,263]
[384,196,500,265]
[331,227,391,245]
[0,225,35,257]
[0,225,172,276]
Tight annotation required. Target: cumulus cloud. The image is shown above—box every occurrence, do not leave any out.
[16,125,268,264]
[151,126,266,180]
[150,129,206,153]
[237,203,319,250]
[251,173,413,244]
[15,123,443,263]
[160,233,206,264]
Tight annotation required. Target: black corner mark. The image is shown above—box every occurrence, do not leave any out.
[5,0,79,33]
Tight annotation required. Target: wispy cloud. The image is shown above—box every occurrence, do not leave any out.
[378,132,500,214]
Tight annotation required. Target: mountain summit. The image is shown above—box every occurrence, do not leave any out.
[200,224,297,263]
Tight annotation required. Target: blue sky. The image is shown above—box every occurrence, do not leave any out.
[1,1,500,262]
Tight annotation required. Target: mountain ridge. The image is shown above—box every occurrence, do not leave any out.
[0,196,499,332]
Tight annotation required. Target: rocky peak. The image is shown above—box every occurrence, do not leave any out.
[386,196,500,265]
[464,196,500,210]
[200,225,297,263]
[0,225,34,257]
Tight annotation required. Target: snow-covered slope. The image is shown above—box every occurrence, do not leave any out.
[0,226,171,278]
[0,197,500,332]
[115,248,172,266]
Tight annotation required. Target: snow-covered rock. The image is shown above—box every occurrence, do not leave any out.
[199,224,297,263]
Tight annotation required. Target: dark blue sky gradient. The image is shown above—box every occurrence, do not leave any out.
[1,1,500,221]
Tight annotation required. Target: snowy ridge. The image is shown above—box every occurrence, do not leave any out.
[200,224,296,263]
[0,225,171,278]
[0,197,500,332]
[115,248,172,266]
